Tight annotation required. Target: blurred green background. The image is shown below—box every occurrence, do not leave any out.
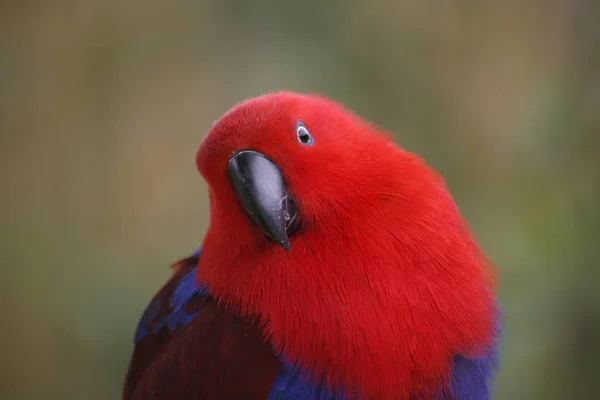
[1,1,599,399]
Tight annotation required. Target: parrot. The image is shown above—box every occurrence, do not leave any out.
[122,92,502,400]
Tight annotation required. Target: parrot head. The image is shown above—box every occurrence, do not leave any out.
[195,92,498,399]
[196,92,402,252]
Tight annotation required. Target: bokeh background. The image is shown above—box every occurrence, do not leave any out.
[1,1,599,399]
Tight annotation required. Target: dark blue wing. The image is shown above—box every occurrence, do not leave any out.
[124,249,283,400]
[133,249,206,344]
[123,249,212,399]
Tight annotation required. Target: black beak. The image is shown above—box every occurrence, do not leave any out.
[227,150,297,252]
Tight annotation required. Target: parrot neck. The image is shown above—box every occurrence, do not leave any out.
[197,212,498,399]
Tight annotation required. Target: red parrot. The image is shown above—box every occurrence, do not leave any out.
[123,92,501,399]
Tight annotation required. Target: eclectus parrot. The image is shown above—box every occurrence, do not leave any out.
[122,92,502,400]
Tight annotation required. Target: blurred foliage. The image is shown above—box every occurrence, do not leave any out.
[1,1,599,399]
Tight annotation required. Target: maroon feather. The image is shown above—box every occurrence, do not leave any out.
[122,255,281,399]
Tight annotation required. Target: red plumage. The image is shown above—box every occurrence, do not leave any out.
[124,92,499,399]
[194,92,498,399]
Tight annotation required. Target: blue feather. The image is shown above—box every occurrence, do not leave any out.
[447,307,502,400]
[267,358,343,400]
[133,249,207,344]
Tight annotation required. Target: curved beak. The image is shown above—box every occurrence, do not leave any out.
[227,150,296,252]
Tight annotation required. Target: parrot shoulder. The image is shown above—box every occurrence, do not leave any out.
[122,249,281,399]
[122,250,208,398]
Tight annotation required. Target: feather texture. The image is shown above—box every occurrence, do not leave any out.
[123,249,501,399]
[123,251,280,399]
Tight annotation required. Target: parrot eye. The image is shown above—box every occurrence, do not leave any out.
[296,121,314,146]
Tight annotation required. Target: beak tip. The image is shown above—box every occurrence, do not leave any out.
[280,239,291,252]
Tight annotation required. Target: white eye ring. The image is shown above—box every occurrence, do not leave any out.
[296,122,314,146]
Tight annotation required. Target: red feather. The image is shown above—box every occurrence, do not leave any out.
[195,92,499,399]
